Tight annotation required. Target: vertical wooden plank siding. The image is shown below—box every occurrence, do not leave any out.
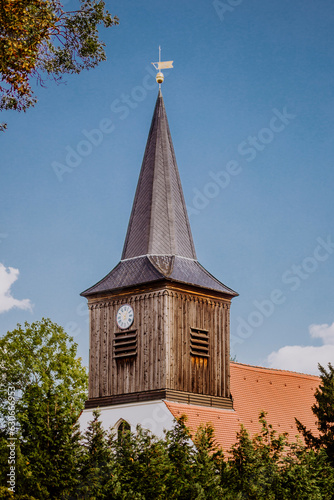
[88,305,94,399]
[164,290,171,389]
[88,287,232,401]
[169,291,231,398]
[95,306,100,397]
[101,305,108,396]
[225,304,231,397]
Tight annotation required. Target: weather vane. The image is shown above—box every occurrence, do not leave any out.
[151,46,173,87]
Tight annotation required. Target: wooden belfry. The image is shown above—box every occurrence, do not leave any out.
[81,88,238,410]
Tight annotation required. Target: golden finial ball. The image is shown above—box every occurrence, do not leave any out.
[156,72,164,84]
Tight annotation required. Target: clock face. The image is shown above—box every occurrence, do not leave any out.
[116,304,134,330]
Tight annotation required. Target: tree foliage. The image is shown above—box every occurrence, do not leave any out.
[0,0,118,130]
[78,409,114,499]
[0,321,333,498]
[0,318,88,413]
[1,404,334,499]
[296,362,334,466]
[0,319,88,498]
[222,411,334,499]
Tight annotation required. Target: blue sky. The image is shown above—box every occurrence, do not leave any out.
[1,0,334,374]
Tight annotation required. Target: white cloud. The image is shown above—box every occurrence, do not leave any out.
[0,263,32,314]
[267,322,334,376]
[309,322,334,345]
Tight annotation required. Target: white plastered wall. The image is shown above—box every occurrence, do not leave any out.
[79,400,175,438]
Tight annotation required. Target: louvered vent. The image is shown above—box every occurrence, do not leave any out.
[190,328,209,358]
[114,330,137,359]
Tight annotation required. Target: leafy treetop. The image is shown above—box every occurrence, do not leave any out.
[296,362,334,465]
[0,317,88,417]
[0,0,118,130]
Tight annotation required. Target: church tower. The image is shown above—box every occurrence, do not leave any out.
[81,88,238,420]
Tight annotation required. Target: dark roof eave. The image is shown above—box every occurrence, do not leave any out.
[81,276,238,300]
[165,276,238,298]
[80,277,165,298]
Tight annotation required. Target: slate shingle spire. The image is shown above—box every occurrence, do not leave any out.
[122,89,196,260]
[81,91,237,298]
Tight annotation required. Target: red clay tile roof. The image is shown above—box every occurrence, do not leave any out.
[164,401,240,451]
[164,362,320,452]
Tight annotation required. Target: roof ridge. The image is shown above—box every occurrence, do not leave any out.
[164,401,236,414]
[196,261,238,296]
[230,361,320,380]
[80,261,122,296]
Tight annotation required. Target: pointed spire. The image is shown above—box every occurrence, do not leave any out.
[81,92,238,298]
[121,90,197,261]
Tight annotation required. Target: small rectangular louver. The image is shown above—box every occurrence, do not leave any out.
[190,328,209,358]
[114,330,137,359]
